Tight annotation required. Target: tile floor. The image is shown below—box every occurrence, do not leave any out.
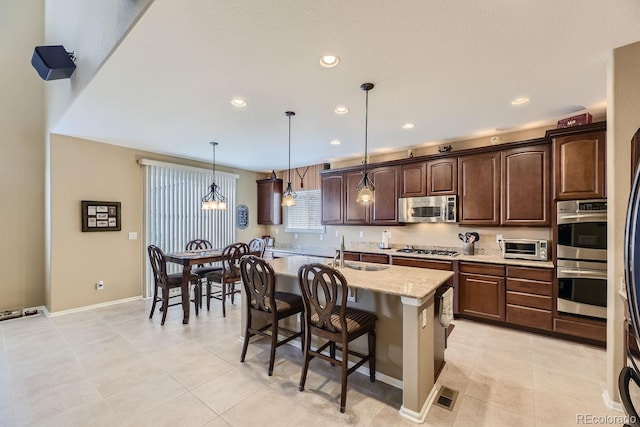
[0,299,625,426]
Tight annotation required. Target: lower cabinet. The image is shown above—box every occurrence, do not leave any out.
[505,266,552,331]
[458,262,505,321]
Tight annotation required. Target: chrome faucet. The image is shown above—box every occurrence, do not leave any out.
[339,235,345,268]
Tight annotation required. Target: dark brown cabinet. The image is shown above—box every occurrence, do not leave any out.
[321,174,343,225]
[257,177,282,225]
[553,130,606,200]
[427,158,457,196]
[370,166,400,225]
[505,266,552,331]
[458,152,500,225]
[344,171,369,224]
[458,262,505,321]
[501,145,550,226]
[361,253,390,264]
[401,162,427,197]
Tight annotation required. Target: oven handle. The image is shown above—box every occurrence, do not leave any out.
[557,268,607,280]
[557,213,607,224]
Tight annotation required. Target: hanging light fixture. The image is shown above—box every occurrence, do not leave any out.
[282,111,297,207]
[201,141,228,210]
[356,83,375,204]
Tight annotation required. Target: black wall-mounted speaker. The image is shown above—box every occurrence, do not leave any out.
[31,45,76,81]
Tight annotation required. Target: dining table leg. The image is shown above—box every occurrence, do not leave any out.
[181,265,192,324]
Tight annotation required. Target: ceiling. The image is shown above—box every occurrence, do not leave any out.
[53,0,640,172]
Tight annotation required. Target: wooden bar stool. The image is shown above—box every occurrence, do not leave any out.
[297,263,377,413]
[205,242,249,316]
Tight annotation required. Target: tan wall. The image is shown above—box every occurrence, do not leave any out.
[49,134,265,313]
[605,41,640,403]
[0,1,46,310]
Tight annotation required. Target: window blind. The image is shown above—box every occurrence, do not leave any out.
[141,160,237,295]
[285,189,325,233]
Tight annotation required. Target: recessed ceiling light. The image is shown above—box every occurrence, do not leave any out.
[335,106,349,114]
[319,55,339,68]
[230,98,247,107]
[402,123,415,129]
[330,140,341,145]
[511,97,530,106]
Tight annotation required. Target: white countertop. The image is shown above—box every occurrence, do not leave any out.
[265,246,554,269]
[268,255,454,300]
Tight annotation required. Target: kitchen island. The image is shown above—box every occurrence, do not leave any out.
[258,255,454,423]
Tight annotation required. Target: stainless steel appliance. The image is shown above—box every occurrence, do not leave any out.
[502,239,549,261]
[556,259,607,319]
[557,199,607,262]
[398,195,457,223]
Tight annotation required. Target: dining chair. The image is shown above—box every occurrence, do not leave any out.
[248,238,266,257]
[205,242,249,316]
[147,245,201,325]
[297,263,378,413]
[239,255,304,375]
[185,239,222,307]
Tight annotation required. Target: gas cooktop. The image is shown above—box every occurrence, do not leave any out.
[396,248,459,257]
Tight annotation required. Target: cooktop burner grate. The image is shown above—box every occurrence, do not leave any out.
[396,248,459,256]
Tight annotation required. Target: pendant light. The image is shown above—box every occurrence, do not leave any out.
[356,83,375,204]
[201,141,228,210]
[282,111,297,207]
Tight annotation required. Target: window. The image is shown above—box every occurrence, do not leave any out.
[285,189,325,234]
[140,159,238,295]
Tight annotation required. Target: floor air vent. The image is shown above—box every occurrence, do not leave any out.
[0,308,23,322]
[434,386,458,411]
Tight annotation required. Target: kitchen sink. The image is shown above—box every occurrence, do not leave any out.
[344,262,389,272]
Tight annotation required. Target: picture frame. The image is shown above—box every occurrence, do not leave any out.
[81,201,121,232]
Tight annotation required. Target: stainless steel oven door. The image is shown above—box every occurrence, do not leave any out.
[557,213,607,262]
[557,259,607,319]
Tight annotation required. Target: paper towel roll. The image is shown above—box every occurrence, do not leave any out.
[381,231,389,248]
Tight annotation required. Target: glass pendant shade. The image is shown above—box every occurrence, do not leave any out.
[357,83,375,204]
[281,111,297,207]
[201,142,227,210]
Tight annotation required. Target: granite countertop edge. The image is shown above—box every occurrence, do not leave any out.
[265,246,554,269]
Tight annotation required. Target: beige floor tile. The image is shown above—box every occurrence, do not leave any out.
[464,370,535,415]
[123,392,217,427]
[50,310,99,327]
[533,365,603,400]
[168,352,235,390]
[34,399,119,427]
[89,357,168,398]
[532,346,606,383]
[191,367,272,415]
[220,388,308,427]
[203,417,231,427]
[534,389,620,427]
[55,317,118,347]
[452,395,534,427]
[423,401,458,427]
[106,373,187,422]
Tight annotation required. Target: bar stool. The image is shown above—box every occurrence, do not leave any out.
[239,255,304,375]
[206,242,249,316]
[297,263,377,413]
[185,239,221,307]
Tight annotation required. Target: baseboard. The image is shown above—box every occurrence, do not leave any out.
[399,384,439,424]
[47,296,143,317]
[602,389,624,413]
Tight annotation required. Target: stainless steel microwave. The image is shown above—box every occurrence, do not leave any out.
[398,195,457,223]
[502,238,549,261]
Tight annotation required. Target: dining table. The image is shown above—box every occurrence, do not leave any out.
[164,249,225,324]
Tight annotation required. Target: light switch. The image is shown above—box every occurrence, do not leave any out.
[128,232,137,240]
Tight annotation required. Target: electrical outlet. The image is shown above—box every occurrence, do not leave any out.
[347,287,357,302]
[275,229,279,235]
[294,233,298,240]
[496,234,503,243]
[96,280,104,290]
[359,231,364,238]
[319,234,324,241]
[335,230,339,237]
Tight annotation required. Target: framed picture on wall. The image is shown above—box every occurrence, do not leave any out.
[81,201,121,232]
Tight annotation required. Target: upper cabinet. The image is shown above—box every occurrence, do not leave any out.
[370,166,401,225]
[401,162,427,197]
[501,145,550,226]
[553,130,606,200]
[257,177,282,225]
[320,173,343,225]
[427,158,457,196]
[344,171,370,224]
[458,152,500,225]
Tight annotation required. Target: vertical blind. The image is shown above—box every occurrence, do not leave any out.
[140,159,238,295]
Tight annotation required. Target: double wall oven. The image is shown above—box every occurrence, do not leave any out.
[556,200,607,320]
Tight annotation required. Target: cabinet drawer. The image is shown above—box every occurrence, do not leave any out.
[554,318,606,342]
[506,266,553,282]
[460,262,505,277]
[506,278,552,296]
[506,291,552,310]
[391,256,453,271]
[361,253,389,264]
[343,251,361,262]
[506,304,552,331]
